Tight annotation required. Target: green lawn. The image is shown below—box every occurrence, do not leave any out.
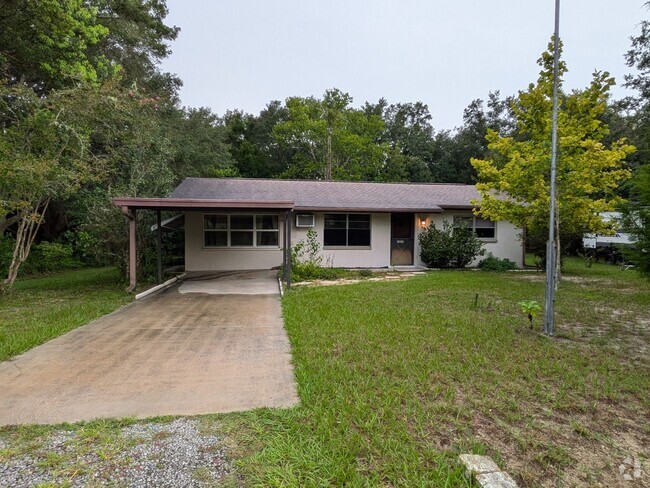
[0,262,647,486]
[227,259,649,486]
[0,267,132,361]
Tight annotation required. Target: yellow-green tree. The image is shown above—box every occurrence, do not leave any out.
[471,41,634,267]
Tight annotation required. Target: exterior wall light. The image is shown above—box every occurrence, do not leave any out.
[419,216,427,229]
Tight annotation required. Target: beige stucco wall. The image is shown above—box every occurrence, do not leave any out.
[415,211,524,268]
[184,210,524,271]
[292,213,391,268]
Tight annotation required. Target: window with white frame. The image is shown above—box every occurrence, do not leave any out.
[203,214,279,247]
[453,216,496,239]
[324,214,371,247]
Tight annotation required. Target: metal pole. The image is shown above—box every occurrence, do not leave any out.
[544,0,561,336]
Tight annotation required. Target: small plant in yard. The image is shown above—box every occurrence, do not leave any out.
[518,300,542,329]
[290,229,344,281]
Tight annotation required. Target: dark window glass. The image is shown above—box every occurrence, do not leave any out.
[231,231,253,246]
[231,215,254,229]
[324,214,347,229]
[256,215,278,230]
[348,214,370,229]
[257,231,278,246]
[475,218,495,238]
[204,231,227,247]
[324,214,371,247]
[324,229,347,246]
[348,229,370,246]
[204,214,227,230]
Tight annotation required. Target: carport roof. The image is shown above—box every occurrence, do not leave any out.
[113,177,482,213]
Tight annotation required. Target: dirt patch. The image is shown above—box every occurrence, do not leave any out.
[293,271,426,287]
[558,312,650,362]
[472,407,649,487]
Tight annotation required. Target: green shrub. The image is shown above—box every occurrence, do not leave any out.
[418,221,485,268]
[21,241,79,275]
[0,236,14,275]
[358,268,374,277]
[478,254,517,271]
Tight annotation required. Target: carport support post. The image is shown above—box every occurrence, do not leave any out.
[121,206,137,292]
[156,210,162,284]
[285,210,291,289]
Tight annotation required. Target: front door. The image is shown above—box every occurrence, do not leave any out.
[391,213,414,266]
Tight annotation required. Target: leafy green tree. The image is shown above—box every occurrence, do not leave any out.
[0,0,114,89]
[224,101,292,178]
[165,107,233,179]
[274,89,389,181]
[471,40,634,272]
[89,0,181,98]
[428,93,514,184]
[620,165,650,277]
[0,82,100,289]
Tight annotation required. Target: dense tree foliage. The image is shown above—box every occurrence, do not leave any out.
[471,41,634,274]
[621,3,650,278]
[1,1,647,286]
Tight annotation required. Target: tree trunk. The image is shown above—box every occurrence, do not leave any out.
[554,212,561,288]
[2,198,50,292]
[325,124,333,180]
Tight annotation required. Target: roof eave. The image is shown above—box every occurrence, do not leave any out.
[112,197,295,211]
[293,206,444,213]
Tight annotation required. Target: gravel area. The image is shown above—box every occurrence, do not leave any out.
[0,418,231,487]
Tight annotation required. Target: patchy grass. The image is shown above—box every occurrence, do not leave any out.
[229,258,649,486]
[0,259,647,486]
[0,268,131,361]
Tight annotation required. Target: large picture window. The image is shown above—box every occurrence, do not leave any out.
[453,216,496,239]
[204,214,279,247]
[324,214,371,247]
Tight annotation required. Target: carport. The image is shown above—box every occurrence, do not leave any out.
[111,197,295,291]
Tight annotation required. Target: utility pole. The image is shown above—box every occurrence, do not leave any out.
[544,0,561,336]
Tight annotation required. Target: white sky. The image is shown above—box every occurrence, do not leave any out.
[160,1,646,131]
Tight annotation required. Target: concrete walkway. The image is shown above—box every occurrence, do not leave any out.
[0,270,298,426]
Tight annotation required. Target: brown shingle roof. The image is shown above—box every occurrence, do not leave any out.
[170,178,479,212]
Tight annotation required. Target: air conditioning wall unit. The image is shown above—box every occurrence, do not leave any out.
[295,213,315,228]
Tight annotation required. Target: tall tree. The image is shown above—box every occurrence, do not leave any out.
[274,89,389,181]
[620,2,650,277]
[0,0,113,89]
[471,40,634,272]
[90,0,181,98]
[224,101,292,178]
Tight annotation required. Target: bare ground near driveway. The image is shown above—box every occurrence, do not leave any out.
[0,270,298,426]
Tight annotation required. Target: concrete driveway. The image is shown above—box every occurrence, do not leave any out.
[0,270,298,426]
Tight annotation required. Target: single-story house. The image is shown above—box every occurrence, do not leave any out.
[113,178,524,290]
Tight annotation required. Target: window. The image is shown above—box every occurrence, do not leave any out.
[324,214,371,247]
[453,216,496,239]
[203,214,279,247]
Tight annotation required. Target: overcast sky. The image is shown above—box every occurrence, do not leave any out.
[160,1,646,131]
